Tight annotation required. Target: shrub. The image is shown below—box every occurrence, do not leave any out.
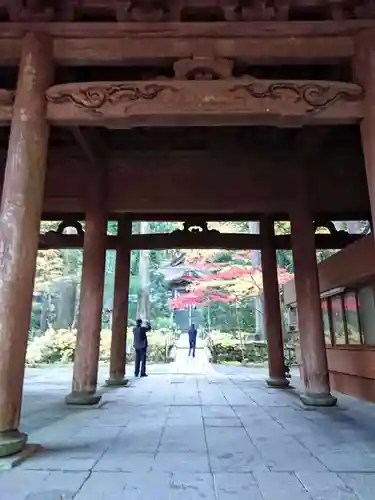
[207,337,268,364]
[26,328,76,365]
[26,327,176,366]
[207,334,296,367]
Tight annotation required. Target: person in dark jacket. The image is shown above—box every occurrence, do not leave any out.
[188,324,197,358]
[133,319,151,377]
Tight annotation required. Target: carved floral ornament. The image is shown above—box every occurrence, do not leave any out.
[230,81,365,113]
[43,220,84,237]
[45,78,365,126]
[171,221,221,235]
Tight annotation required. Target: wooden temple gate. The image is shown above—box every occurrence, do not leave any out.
[0,0,375,458]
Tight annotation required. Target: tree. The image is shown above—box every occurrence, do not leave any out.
[136,221,151,320]
[170,248,293,333]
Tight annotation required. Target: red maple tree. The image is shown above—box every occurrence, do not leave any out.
[170,251,294,311]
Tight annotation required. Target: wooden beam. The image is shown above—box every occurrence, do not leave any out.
[0,35,354,66]
[121,212,372,222]
[38,232,363,250]
[46,79,364,128]
[130,233,363,250]
[0,21,374,65]
[52,36,352,66]
[40,211,372,224]
[39,234,116,250]
[0,21,373,38]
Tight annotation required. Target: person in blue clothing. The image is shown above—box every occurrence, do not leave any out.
[188,323,197,358]
[133,319,151,377]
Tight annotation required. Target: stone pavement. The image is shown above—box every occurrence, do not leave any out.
[2,355,375,498]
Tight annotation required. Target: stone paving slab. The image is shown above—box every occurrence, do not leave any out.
[2,362,375,498]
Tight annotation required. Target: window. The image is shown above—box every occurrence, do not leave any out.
[358,286,375,346]
[319,285,375,347]
[343,291,361,344]
[331,296,346,344]
[321,299,332,345]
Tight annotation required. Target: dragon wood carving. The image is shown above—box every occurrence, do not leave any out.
[46,83,179,113]
[230,82,365,113]
[45,78,364,124]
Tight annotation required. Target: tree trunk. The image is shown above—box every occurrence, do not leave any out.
[137,221,151,320]
[248,221,264,339]
[54,278,77,329]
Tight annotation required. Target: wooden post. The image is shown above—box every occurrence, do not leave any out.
[106,217,132,387]
[260,217,289,388]
[0,32,52,457]
[290,206,336,406]
[66,165,107,405]
[353,31,375,242]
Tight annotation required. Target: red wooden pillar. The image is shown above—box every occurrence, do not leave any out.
[290,207,336,406]
[106,217,132,386]
[0,32,52,457]
[260,217,289,388]
[66,166,107,405]
[354,32,375,241]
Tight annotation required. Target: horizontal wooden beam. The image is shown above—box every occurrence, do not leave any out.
[0,21,373,65]
[38,232,363,251]
[39,234,117,250]
[45,79,364,128]
[131,233,363,250]
[0,21,373,39]
[121,212,372,222]
[52,36,352,66]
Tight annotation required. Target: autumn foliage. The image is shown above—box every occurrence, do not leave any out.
[170,250,294,310]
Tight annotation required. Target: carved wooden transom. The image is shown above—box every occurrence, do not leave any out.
[171,220,221,235]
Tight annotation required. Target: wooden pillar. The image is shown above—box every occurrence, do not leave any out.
[0,32,52,457]
[260,217,289,388]
[290,206,336,406]
[353,31,375,240]
[106,217,132,387]
[66,165,107,405]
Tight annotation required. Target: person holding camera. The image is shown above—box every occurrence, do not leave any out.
[133,319,151,377]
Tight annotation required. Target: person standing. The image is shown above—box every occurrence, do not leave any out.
[133,319,151,377]
[188,324,197,358]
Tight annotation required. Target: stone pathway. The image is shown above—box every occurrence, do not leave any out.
[2,357,375,498]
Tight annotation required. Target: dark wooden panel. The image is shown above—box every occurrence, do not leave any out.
[39,149,369,214]
[330,370,375,403]
[327,346,375,379]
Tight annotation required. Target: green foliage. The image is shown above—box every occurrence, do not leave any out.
[207,332,297,366]
[26,328,76,365]
[207,338,269,364]
[26,328,176,366]
[32,219,368,342]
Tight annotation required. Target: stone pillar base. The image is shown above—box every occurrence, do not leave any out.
[266,377,290,389]
[0,430,27,458]
[65,391,101,406]
[300,392,337,407]
[105,377,129,387]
